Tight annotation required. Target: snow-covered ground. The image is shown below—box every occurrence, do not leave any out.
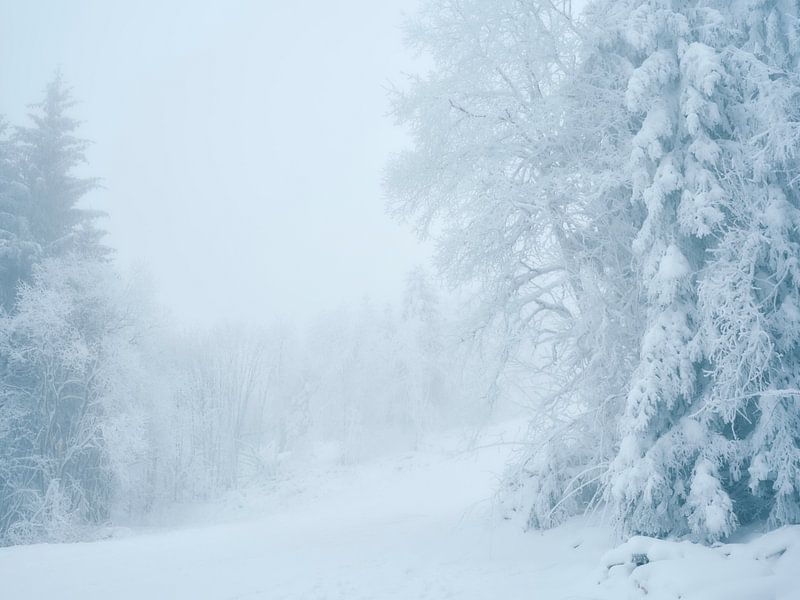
[1,421,798,599]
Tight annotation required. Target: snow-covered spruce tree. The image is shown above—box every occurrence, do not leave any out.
[694,1,800,532]
[588,0,800,542]
[15,72,104,258]
[593,1,734,541]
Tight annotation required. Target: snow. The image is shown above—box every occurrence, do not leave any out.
[625,50,678,113]
[0,421,607,599]
[654,244,691,304]
[600,527,800,600]
[680,42,724,98]
[2,420,799,599]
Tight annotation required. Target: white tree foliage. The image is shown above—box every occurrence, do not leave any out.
[0,256,151,543]
[389,0,800,542]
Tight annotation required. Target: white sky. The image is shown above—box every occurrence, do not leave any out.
[0,0,428,325]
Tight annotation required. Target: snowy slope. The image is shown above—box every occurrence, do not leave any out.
[1,422,798,599]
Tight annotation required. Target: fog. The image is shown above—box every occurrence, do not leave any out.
[0,0,427,324]
[3,2,800,598]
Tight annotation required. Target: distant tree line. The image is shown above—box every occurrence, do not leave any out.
[0,80,490,545]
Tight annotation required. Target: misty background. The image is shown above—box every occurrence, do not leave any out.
[0,0,427,324]
[3,2,800,598]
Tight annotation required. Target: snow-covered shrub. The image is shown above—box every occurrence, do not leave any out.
[0,256,152,544]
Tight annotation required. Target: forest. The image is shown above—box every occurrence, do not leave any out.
[2,1,800,599]
[0,82,494,542]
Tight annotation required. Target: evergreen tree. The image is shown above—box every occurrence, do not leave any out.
[593,0,800,542]
[593,0,731,541]
[696,0,800,532]
[15,72,105,259]
[0,119,37,312]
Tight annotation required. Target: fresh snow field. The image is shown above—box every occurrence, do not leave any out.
[1,421,798,600]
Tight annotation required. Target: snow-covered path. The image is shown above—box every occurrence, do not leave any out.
[7,421,797,600]
[0,424,614,600]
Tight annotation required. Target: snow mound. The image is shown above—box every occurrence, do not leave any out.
[599,526,800,599]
